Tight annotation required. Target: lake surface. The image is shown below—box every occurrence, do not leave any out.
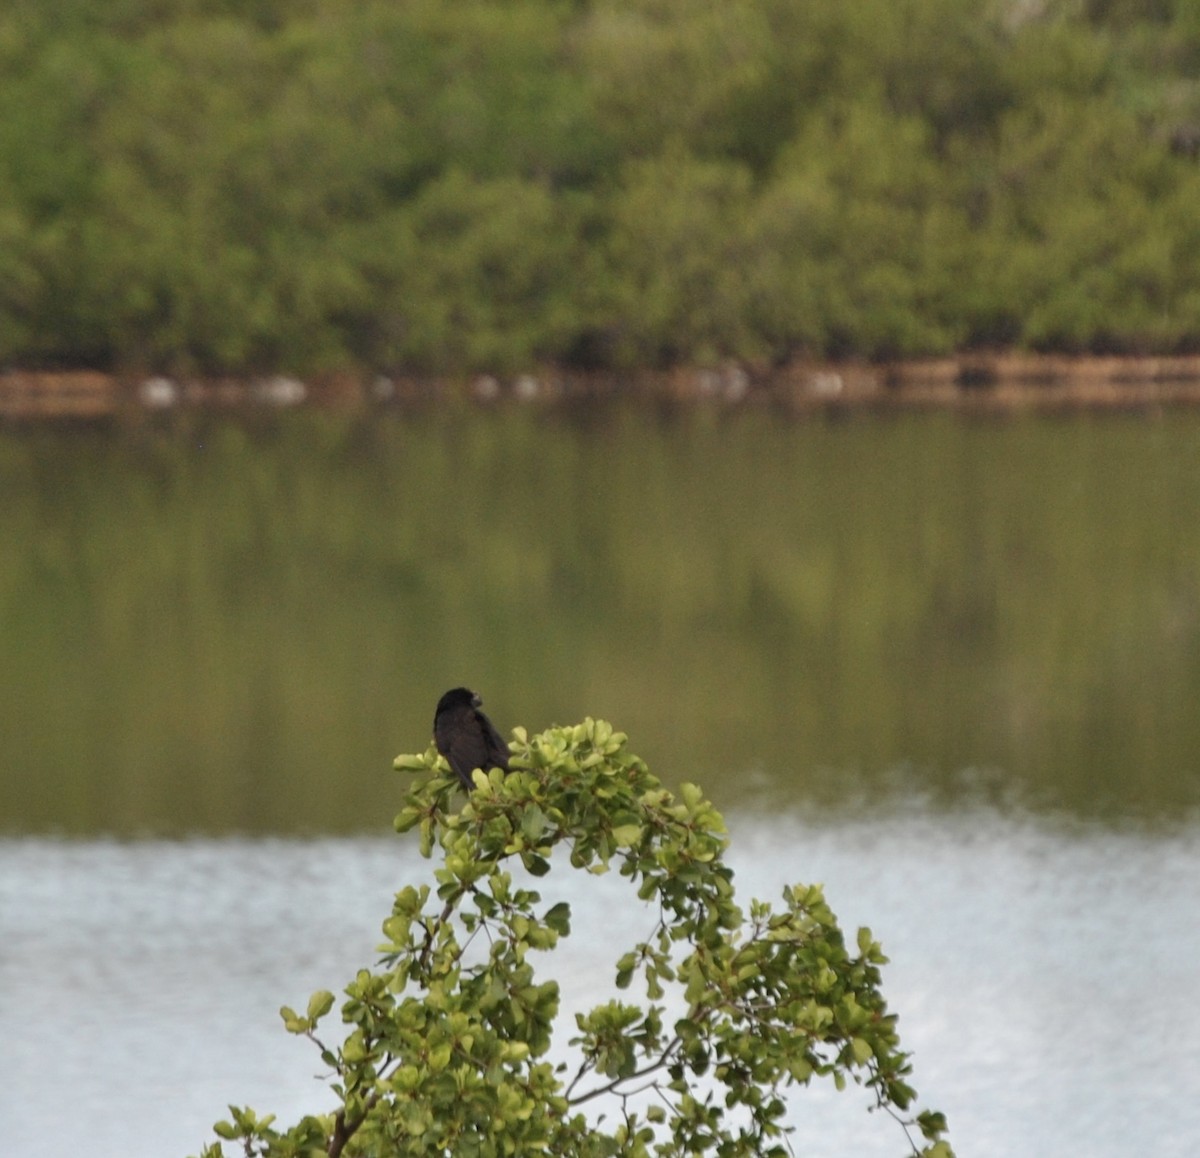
[2,406,1199,1155]
[3,406,1200,832]
[3,815,1199,1158]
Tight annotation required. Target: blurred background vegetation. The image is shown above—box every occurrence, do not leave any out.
[3,0,1200,376]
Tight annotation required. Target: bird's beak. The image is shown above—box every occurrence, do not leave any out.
[470,692,482,708]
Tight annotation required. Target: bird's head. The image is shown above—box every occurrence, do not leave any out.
[436,687,481,714]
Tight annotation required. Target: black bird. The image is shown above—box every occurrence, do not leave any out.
[433,687,510,790]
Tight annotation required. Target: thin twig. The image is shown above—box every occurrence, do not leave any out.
[566,1035,682,1106]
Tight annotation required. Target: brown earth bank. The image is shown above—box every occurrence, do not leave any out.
[7,353,1200,419]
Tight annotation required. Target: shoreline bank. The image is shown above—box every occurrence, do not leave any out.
[6,352,1200,419]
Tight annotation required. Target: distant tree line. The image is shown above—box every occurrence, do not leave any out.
[2,0,1199,375]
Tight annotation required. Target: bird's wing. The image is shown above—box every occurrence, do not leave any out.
[436,705,488,787]
[480,712,510,769]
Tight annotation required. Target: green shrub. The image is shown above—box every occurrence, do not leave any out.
[197,718,952,1158]
[6,0,1199,370]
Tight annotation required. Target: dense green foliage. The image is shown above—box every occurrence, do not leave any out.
[3,0,1200,373]
[197,719,951,1156]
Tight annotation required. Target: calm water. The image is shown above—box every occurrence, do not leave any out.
[3,407,1199,832]
[2,407,1200,1154]
[3,815,1198,1158]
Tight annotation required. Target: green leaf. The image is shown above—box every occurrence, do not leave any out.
[788,1057,814,1083]
[306,990,335,1022]
[279,1006,309,1034]
[544,901,571,935]
[522,851,552,876]
[521,803,548,843]
[610,823,643,847]
[392,1065,421,1092]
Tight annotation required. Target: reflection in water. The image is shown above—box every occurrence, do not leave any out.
[2,409,1200,835]
[3,812,1198,1158]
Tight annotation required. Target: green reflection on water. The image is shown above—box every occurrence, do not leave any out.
[2,405,1198,834]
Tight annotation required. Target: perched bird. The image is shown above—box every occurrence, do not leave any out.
[433,687,510,790]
